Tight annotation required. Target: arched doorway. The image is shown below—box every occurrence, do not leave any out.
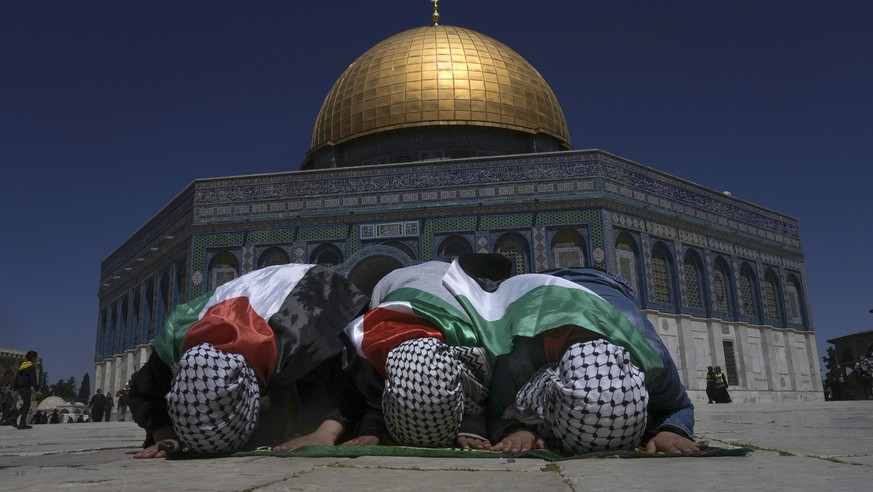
[347,255,406,297]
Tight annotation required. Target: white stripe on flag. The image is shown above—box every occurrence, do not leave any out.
[343,315,366,357]
[443,260,606,321]
[199,264,316,320]
[343,301,417,357]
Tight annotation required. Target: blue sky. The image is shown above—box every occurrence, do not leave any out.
[1,1,871,385]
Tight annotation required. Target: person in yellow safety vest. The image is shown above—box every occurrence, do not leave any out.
[713,366,731,403]
[705,366,717,404]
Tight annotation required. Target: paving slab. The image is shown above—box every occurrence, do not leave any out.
[0,401,870,491]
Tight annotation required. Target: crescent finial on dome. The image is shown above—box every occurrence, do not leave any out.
[431,0,440,26]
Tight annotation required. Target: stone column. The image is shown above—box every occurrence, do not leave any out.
[101,359,113,394]
[93,362,104,395]
[124,351,135,387]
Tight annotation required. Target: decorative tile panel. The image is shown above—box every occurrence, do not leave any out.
[646,221,677,240]
[241,245,254,273]
[360,221,420,240]
[476,233,489,253]
[679,230,707,248]
[593,247,605,264]
[533,225,548,272]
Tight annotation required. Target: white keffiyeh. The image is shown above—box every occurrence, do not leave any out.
[382,338,491,447]
[507,339,648,454]
[166,343,260,454]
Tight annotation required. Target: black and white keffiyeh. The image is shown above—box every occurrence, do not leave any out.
[166,343,260,454]
[382,338,491,447]
[507,339,648,454]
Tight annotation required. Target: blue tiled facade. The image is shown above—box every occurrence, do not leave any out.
[96,148,811,368]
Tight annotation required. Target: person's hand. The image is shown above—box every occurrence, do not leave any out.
[340,434,380,446]
[133,439,182,459]
[489,429,544,453]
[274,433,332,451]
[456,435,491,450]
[644,430,708,454]
[274,420,344,451]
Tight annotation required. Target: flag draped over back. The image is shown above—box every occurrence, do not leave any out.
[344,261,482,375]
[153,264,369,385]
[442,261,664,383]
[345,260,663,383]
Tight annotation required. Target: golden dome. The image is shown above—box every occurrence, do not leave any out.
[310,25,570,153]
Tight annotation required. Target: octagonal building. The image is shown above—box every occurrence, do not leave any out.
[94,14,821,403]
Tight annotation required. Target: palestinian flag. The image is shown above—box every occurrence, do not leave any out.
[442,260,664,383]
[343,290,483,376]
[344,261,483,376]
[152,264,369,385]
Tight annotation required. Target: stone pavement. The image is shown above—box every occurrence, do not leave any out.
[1,400,870,491]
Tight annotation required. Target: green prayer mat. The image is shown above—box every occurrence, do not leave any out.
[184,445,750,461]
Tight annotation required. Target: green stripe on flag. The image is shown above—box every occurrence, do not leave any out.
[382,287,482,348]
[453,284,664,383]
[152,290,215,366]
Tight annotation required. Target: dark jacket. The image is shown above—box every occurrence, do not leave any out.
[344,254,512,442]
[89,393,107,410]
[15,363,38,391]
[130,348,375,448]
[487,267,695,444]
[128,264,371,449]
[116,390,130,407]
[706,370,717,388]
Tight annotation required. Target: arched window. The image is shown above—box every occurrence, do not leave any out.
[117,297,128,354]
[144,280,155,341]
[437,235,473,262]
[495,232,530,275]
[785,274,804,324]
[738,263,759,319]
[615,232,640,294]
[157,272,170,335]
[99,308,109,360]
[208,251,239,290]
[651,243,674,305]
[381,240,416,261]
[258,247,290,268]
[348,255,406,297]
[175,257,188,305]
[683,250,705,310]
[712,257,733,315]
[550,228,587,268]
[311,243,344,267]
[103,302,118,357]
[131,289,141,346]
[763,269,781,321]
[722,340,739,385]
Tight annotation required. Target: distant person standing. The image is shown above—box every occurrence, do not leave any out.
[705,366,717,404]
[13,350,40,429]
[713,366,731,403]
[826,367,846,401]
[104,392,114,422]
[116,384,130,421]
[32,411,47,425]
[854,355,873,399]
[833,372,846,401]
[89,389,107,422]
[0,383,16,425]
